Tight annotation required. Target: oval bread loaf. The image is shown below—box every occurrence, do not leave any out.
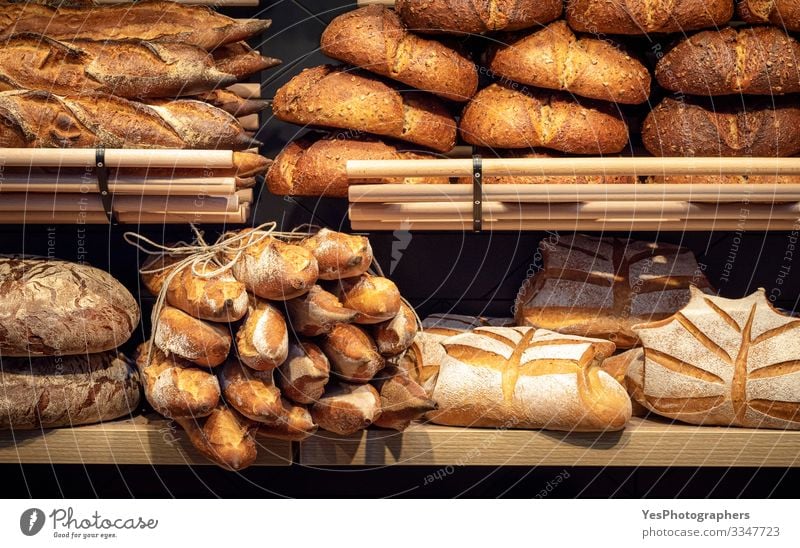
[219,359,285,423]
[322,323,385,383]
[371,365,437,431]
[738,0,800,30]
[277,341,331,405]
[153,306,231,368]
[396,0,563,34]
[301,228,373,281]
[175,406,257,471]
[235,298,289,371]
[566,0,733,35]
[285,285,357,337]
[257,400,318,441]
[373,301,419,356]
[311,382,382,436]
[333,274,402,324]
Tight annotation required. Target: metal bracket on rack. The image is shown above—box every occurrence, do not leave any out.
[472,154,483,233]
[95,147,117,225]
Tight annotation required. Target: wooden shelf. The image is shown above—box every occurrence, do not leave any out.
[0,414,291,466]
[300,417,800,468]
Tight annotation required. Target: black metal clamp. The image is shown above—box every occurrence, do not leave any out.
[472,154,483,233]
[95,147,117,225]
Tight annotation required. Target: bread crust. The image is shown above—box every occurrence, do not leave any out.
[373,301,419,356]
[333,274,402,324]
[566,0,733,34]
[285,285,357,337]
[311,382,382,435]
[235,298,289,371]
[322,323,385,383]
[738,0,800,30]
[176,406,257,470]
[153,306,231,368]
[301,228,373,281]
[396,0,563,34]
[277,341,331,405]
[219,359,285,423]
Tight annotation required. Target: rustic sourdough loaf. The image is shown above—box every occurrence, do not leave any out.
[256,399,318,441]
[487,21,651,104]
[219,359,285,424]
[567,0,733,34]
[332,274,403,324]
[738,0,800,30]
[153,306,232,368]
[301,228,373,281]
[311,382,383,435]
[285,285,357,337]
[176,406,257,470]
[396,0,563,34]
[277,341,330,405]
[371,364,437,431]
[235,298,289,371]
[322,323,385,383]
[373,301,419,356]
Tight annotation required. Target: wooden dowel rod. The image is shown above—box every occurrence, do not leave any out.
[357,0,395,5]
[0,194,237,213]
[350,219,800,231]
[236,189,254,203]
[0,182,235,196]
[0,172,234,187]
[347,157,800,178]
[0,207,248,225]
[0,149,234,169]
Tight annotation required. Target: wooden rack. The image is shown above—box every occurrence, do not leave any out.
[347,157,800,232]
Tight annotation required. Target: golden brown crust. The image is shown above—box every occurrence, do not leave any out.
[566,0,733,35]
[256,399,318,441]
[219,359,285,423]
[311,382,382,435]
[373,301,419,356]
[277,341,331,405]
[333,274,402,324]
[285,285,357,337]
[371,365,437,431]
[176,406,257,470]
[396,0,562,34]
[738,0,800,31]
[235,298,289,371]
[153,306,231,368]
[321,323,386,383]
[301,228,373,280]
[194,89,271,118]
[211,42,281,81]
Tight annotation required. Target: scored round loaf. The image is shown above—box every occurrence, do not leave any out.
[321,5,478,101]
[175,406,257,471]
[153,306,231,368]
[642,97,800,157]
[0,258,139,357]
[321,323,385,383]
[235,298,289,371]
[219,359,285,423]
[738,0,800,31]
[311,382,382,436]
[277,341,331,405]
[459,84,629,154]
[566,0,733,34]
[301,228,373,280]
[371,365,437,431]
[487,21,650,104]
[656,26,800,96]
[272,65,457,153]
[373,301,419,356]
[285,285,357,337]
[396,0,562,34]
[332,274,402,324]
[256,400,318,441]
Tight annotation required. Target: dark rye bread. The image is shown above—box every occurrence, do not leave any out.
[487,21,650,104]
[0,0,272,50]
[272,65,457,153]
[0,351,141,430]
[642,97,800,157]
[567,0,733,34]
[0,258,139,357]
[459,83,629,154]
[738,0,800,31]
[656,27,800,96]
[321,5,478,102]
[396,0,563,34]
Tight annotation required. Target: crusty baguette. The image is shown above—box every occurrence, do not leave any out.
[487,21,650,104]
[235,298,289,371]
[256,400,318,441]
[0,1,272,50]
[396,0,562,34]
[322,323,386,383]
[285,285,357,337]
[321,5,478,102]
[194,89,271,118]
[211,42,281,81]
[219,359,285,423]
[301,228,373,280]
[738,0,800,30]
[266,136,449,198]
[642,97,800,157]
[277,341,331,405]
[333,274,402,324]
[311,382,382,435]
[373,301,419,357]
[460,83,629,154]
[566,0,733,34]
[656,26,800,96]
[272,65,456,153]
[371,365,437,431]
[153,306,232,368]
[176,406,257,470]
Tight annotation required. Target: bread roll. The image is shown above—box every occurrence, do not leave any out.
[266,136,449,198]
[0,258,138,357]
[333,274,402,324]
[135,341,220,420]
[235,299,289,371]
[256,400,318,441]
[642,97,800,157]
[311,382,382,435]
[0,351,140,430]
[567,0,733,34]
[738,0,800,31]
[487,21,650,104]
[429,327,631,431]
[219,359,285,423]
[322,323,385,383]
[301,228,373,281]
[176,406,257,471]
[273,65,456,153]
[396,0,562,34]
[285,285,357,337]
[460,84,629,154]
[373,301,419,356]
[372,365,437,431]
[226,230,319,300]
[277,341,331,405]
[656,27,800,96]
[321,5,478,102]
[153,306,231,368]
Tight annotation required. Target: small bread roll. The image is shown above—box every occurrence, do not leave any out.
[257,399,318,441]
[321,323,385,383]
[153,306,231,367]
[176,406,257,471]
[219,359,285,423]
[135,341,221,419]
[373,301,418,356]
[277,341,330,404]
[236,298,289,371]
[333,274,402,324]
[300,228,373,280]
[226,229,319,300]
[285,285,357,336]
[311,382,382,435]
[372,365,438,431]
[141,254,248,322]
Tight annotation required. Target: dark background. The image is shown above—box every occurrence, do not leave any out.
[2,0,799,497]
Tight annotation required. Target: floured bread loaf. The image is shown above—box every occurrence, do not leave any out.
[515,234,713,348]
[429,327,630,431]
[631,288,800,429]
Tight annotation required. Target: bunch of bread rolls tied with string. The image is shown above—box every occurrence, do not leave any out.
[127,225,435,470]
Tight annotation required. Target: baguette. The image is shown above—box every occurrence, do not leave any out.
[235,298,289,371]
[175,406,257,471]
[321,323,385,383]
[459,84,629,154]
[256,400,318,441]
[0,351,140,430]
[219,359,285,423]
[0,1,272,50]
[285,285,357,337]
[153,306,232,368]
[373,301,419,356]
[656,26,800,96]
[738,0,800,31]
[301,228,373,281]
[211,42,281,81]
[371,365,437,431]
[642,97,800,157]
[566,0,733,35]
[135,341,220,420]
[272,65,456,153]
[333,274,402,324]
[266,136,449,198]
[194,89,271,118]
[311,382,382,436]
[487,21,650,105]
[321,5,478,102]
[277,341,331,405]
[396,0,562,34]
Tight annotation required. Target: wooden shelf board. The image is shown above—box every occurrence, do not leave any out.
[0,414,291,466]
[300,417,800,468]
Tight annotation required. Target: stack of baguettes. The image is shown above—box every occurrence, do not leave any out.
[135,227,435,470]
[0,0,279,223]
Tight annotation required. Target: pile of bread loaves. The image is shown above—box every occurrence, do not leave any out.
[268,0,800,195]
[136,227,435,470]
